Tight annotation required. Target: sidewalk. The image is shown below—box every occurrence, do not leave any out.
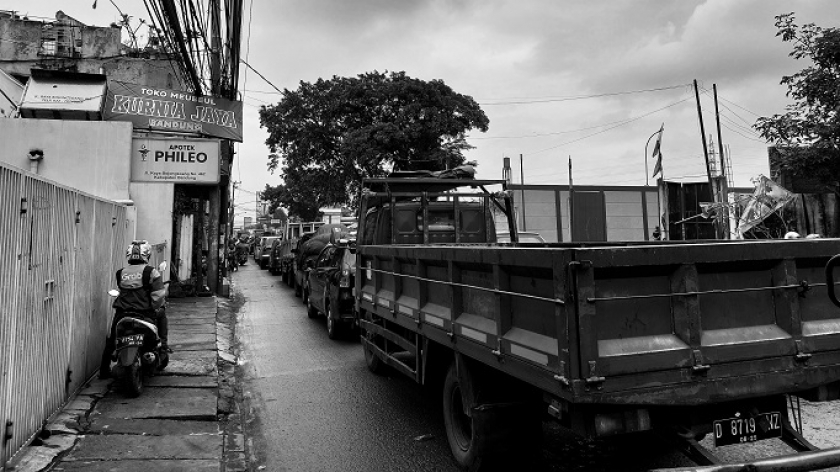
[6,296,247,472]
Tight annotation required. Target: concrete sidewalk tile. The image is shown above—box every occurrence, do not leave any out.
[53,460,220,472]
[6,435,78,472]
[224,432,244,452]
[47,412,82,434]
[96,388,217,421]
[169,317,217,325]
[79,380,111,396]
[148,375,217,388]
[64,434,221,461]
[165,359,217,376]
[86,417,220,436]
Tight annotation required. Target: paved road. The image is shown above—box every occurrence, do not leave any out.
[234,262,840,472]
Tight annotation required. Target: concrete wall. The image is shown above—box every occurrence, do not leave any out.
[0,119,132,201]
[511,185,659,242]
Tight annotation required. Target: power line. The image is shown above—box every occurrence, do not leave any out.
[241,59,283,94]
[477,83,691,106]
[527,96,693,156]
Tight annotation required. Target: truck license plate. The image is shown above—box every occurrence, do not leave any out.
[713,412,782,446]
[116,334,144,348]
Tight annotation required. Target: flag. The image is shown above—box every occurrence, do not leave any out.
[651,124,664,178]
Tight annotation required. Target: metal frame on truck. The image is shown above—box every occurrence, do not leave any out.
[355,175,840,471]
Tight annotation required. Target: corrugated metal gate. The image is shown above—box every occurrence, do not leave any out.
[0,161,127,468]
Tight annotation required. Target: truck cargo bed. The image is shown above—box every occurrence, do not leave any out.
[358,239,840,405]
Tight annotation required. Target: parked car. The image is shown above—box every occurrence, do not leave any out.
[496,231,546,243]
[254,236,281,269]
[304,238,356,339]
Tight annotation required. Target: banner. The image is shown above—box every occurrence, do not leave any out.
[131,137,220,184]
[104,81,243,142]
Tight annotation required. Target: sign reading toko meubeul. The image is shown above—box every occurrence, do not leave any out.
[131,137,220,184]
[104,81,243,142]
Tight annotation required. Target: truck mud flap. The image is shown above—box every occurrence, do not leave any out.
[650,446,840,472]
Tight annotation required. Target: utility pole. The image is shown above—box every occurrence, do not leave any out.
[519,154,526,231]
[713,84,730,239]
[206,0,222,293]
[693,79,712,185]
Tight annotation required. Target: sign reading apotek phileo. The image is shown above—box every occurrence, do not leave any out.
[131,137,220,184]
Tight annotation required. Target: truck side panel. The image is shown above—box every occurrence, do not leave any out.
[359,241,840,406]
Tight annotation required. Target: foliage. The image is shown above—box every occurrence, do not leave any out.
[262,182,321,222]
[755,13,840,157]
[258,71,489,212]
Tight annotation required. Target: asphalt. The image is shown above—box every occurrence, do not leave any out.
[5,295,247,472]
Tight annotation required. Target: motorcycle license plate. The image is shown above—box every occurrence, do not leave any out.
[116,334,144,348]
[713,411,782,446]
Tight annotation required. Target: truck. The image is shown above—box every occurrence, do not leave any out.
[354,175,840,471]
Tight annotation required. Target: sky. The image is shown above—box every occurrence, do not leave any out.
[16,0,840,224]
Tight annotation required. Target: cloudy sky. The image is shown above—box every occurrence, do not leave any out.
[19,0,840,221]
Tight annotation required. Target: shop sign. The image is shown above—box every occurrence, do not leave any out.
[105,81,243,142]
[131,137,220,184]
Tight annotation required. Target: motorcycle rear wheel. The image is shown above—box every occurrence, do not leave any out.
[126,358,143,397]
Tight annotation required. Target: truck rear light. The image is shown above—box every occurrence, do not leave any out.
[593,409,651,437]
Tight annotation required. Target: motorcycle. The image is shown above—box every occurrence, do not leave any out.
[237,251,247,266]
[107,261,170,397]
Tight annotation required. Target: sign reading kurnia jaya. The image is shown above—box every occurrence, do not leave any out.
[131,137,220,184]
[104,81,243,142]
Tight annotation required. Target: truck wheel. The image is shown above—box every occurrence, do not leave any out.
[442,361,544,471]
[443,362,482,469]
[363,334,388,375]
[306,292,319,318]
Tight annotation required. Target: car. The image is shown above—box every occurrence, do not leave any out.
[496,231,546,243]
[254,236,281,269]
[304,238,357,339]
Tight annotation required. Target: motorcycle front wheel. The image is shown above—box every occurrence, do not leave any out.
[126,357,143,397]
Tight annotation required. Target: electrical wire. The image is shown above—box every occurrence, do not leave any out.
[527,96,693,156]
[477,83,691,106]
[241,59,284,94]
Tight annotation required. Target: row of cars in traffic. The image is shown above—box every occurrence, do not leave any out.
[252,228,358,340]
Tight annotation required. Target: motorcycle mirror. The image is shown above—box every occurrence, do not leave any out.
[159,261,167,273]
[108,289,120,297]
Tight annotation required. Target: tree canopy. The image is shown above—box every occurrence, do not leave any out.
[259,71,489,215]
[755,13,840,151]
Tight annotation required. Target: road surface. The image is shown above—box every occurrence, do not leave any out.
[233,262,840,472]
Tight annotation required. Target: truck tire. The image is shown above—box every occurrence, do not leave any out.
[442,361,543,471]
[363,331,388,375]
[443,362,483,469]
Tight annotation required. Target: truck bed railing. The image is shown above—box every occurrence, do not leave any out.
[366,266,566,305]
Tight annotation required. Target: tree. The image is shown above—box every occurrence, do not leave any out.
[259,71,489,209]
[755,13,840,176]
[262,182,321,222]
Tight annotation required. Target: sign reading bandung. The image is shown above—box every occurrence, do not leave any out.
[131,137,220,184]
[104,81,243,142]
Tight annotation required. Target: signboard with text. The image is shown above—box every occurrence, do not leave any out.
[131,137,220,184]
[104,81,243,142]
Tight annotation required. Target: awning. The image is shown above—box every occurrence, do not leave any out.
[19,69,106,120]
